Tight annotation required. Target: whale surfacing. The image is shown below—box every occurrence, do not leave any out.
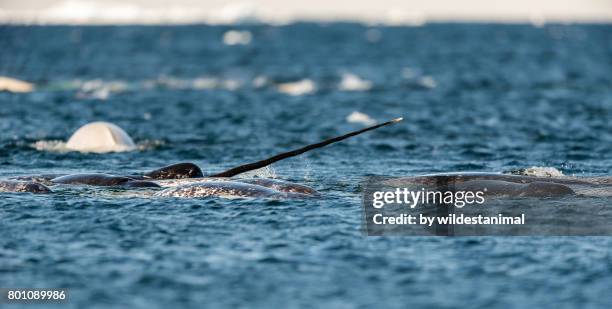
[0,181,51,194]
[154,181,315,199]
[143,163,204,179]
[3,118,404,198]
[0,76,34,93]
[66,122,136,153]
[52,174,160,188]
[387,173,578,198]
[155,181,281,198]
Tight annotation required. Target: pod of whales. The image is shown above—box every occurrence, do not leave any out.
[6,118,596,199]
[3,163,320,198]
[6,163,612,199]
[7,119,406,197]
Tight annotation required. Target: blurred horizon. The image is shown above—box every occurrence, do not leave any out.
[1,0,611,25]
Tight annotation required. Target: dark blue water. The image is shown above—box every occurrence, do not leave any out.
[1,23,612,308]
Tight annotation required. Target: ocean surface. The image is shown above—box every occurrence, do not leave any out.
[1,23,612,308]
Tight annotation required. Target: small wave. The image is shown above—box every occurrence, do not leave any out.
[32,139,134,153]
[191,77,218,90]
[155,178,220,188]
[76,79,130,100]
[136,140,166,151]
[338,73,372,91]
[252,75,269,88]
[38,79,132,98]
[236,166,277,179]
[32,139,162,153]
[346,111,376,126]
[32,140,70,152]
[152,76,242,91]
[276,79,316,96]
[154,76,196,90]
[42,77,243,93]
[418,76,437,89]
[222,30,252,45]
[508,167,565,177]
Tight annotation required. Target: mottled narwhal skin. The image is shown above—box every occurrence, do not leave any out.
[0,181,52,194]
[155,181,313,198]
[13,163,202,188]
[51,174,160,188]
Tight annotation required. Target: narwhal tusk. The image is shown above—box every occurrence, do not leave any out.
[209,117,404,178]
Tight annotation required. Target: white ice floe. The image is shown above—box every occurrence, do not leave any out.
[0,76,34,93]
[222,30,253,45]
[346,111,376,126]
[338,73,372,91]
[65,122,136,153]
[276,79,316,96]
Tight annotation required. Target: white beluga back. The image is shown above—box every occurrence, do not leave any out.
[66,122,136,153]
[0,76,34,93]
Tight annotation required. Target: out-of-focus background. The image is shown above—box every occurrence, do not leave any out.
[1,0,612,24]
